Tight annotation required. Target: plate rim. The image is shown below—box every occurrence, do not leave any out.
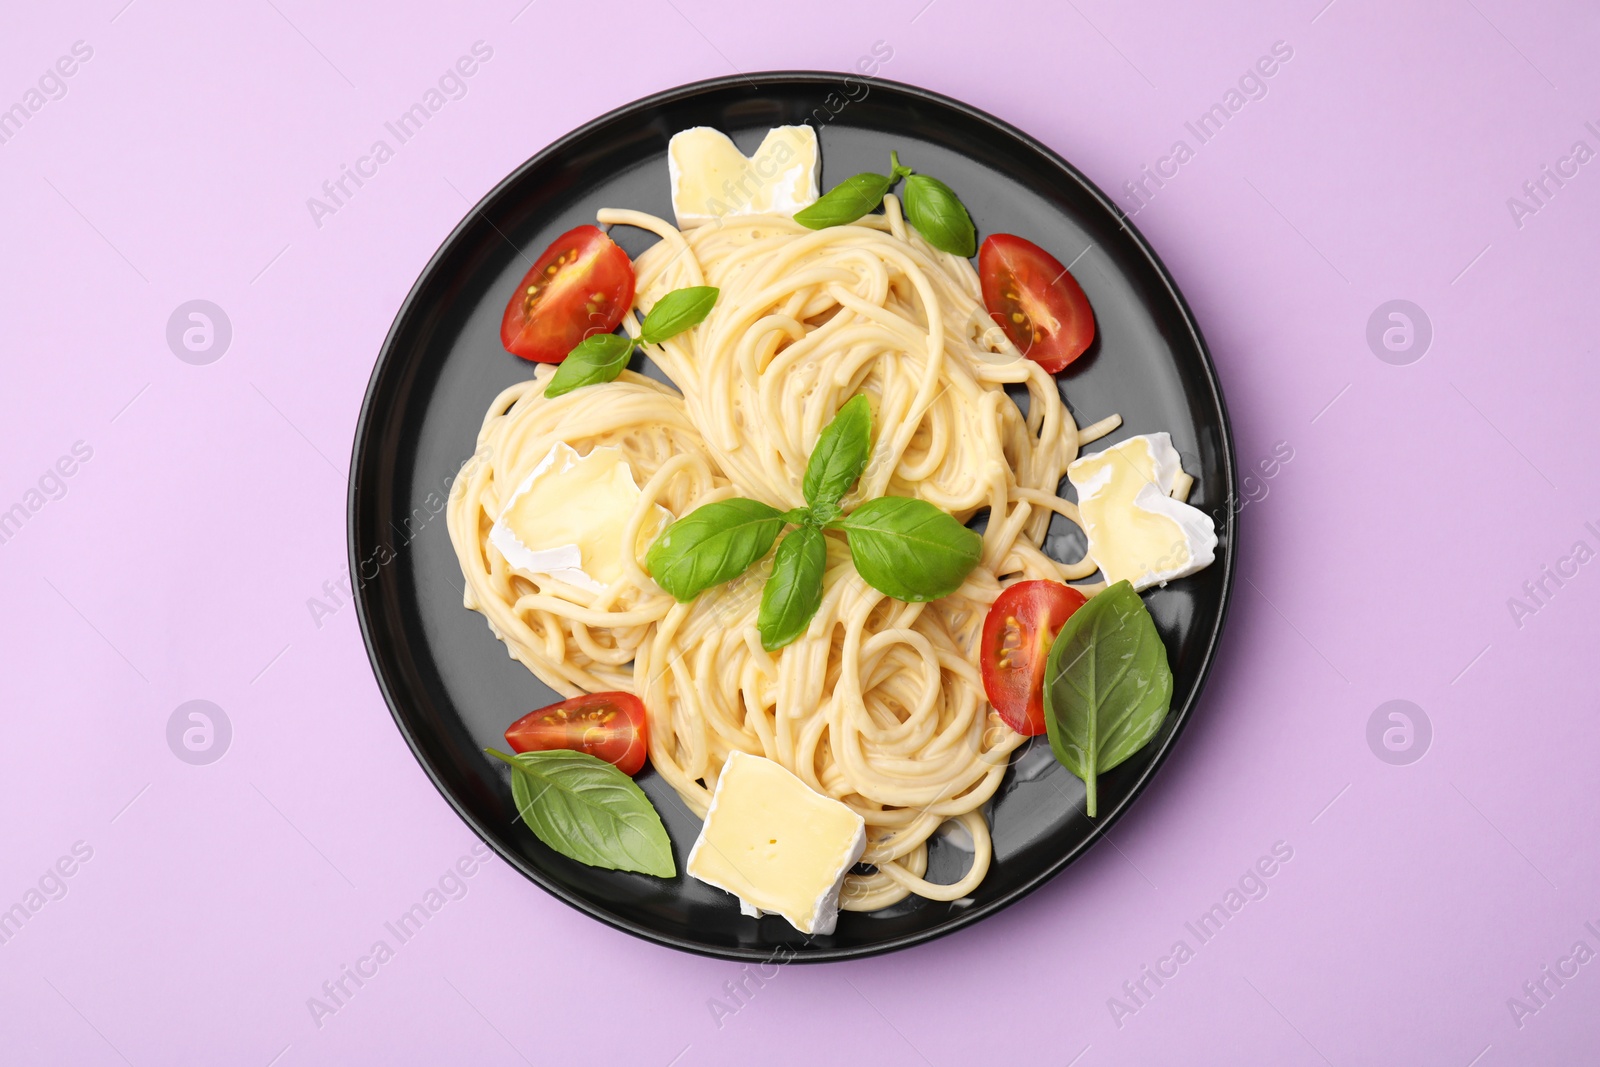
[348,69,1238,963]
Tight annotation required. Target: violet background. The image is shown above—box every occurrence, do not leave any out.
[3,0,1597,1064]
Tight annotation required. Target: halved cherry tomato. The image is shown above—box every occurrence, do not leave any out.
[504,691,648,775]
[979,234,1095,373]
[500,225,636,363]
[980,580,1088,735]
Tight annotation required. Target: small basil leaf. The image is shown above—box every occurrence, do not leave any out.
[794,172,897,229]
[1042,581,1173,818]
[757,525,827,651]
[902,173,976,256]
[802,394,872,522]
[544,333,635,398]
[639,286,719,345]
[645,498,785,601]
[781,506,812,525]
[840,496,981,602]
[487,748,675,877]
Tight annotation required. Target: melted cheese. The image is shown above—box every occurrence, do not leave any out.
[1067,432,1217,591]
[488,443,670,595]
[668,126,819,226]
[686,751,866,935]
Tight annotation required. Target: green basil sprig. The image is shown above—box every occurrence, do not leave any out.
[545,333,634,398]
[757,524,827,651]
[544,285,719,398]
[488,748,675,877]
[640,285,719,345]
[1042,581,1174,818]
[645,497,785,601]
[794,151,976,256]
[646,395,981,651]
[839,497,981,602]
[795,153,913,230]
[802,393,872,523]
[902,173,976,257]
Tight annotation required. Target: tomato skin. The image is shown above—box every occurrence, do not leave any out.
[504,692,648,775]
[980,580,1088,735]
[979,234,1095,373]
[500,225,636,363]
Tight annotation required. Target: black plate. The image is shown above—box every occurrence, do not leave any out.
[349,72,1236,962]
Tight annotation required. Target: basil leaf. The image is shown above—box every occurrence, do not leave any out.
[544,333,635,398]
[902,173,976,256]
[488,748,675,877]
[840,496,981,602]
[1042,581,1173,818]
[795,173,895,229]
[802,394,872,523]
[757,525,827,651]
[645,497,785,601]
[795,152,912,229]
[639,286,718,345]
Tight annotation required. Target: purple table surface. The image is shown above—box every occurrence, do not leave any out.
[3,1,1597,1063]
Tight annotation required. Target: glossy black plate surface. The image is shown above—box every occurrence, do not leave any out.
[349,72,1236,962]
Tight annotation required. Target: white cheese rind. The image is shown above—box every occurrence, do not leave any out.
[808,819,867,936]
[1066,432,1217,591]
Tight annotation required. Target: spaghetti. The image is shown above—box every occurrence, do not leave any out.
[447,195,1120,909]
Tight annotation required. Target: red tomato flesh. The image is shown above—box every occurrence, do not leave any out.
[980,580,1088,735]
[504,691,648,776]
[979,233,1095,373]
[500,224,636,363]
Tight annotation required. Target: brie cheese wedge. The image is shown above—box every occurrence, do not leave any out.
[668,126,820,226]
[488,442,670,595]
[1066,432,1216,590]
[686,751,866,935]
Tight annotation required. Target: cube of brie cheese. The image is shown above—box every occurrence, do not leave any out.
[686,751,866,935]
[1066,432,1217,591]
[668,126,820,226]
